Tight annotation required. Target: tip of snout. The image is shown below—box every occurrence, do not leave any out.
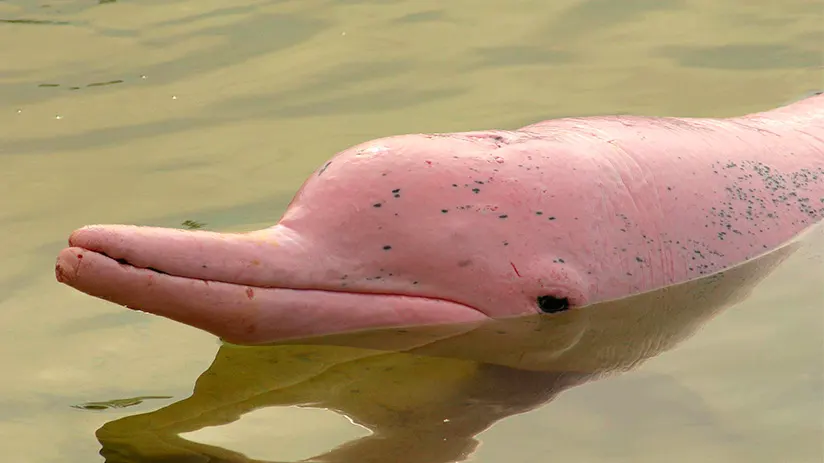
[55,247,80,284]
[58,226,120,285]
[58,224,144,287]
[55,246,98,287]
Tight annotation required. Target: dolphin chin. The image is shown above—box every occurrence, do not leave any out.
[55,226,488,344]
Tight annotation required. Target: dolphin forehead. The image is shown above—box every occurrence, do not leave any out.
[289,131,605,219]
[281,131,602,257]
[272,132,609,315]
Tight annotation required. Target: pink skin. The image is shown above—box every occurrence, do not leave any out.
[56,93,824,344]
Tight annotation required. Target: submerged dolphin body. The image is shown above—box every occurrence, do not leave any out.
[55,94,824,344]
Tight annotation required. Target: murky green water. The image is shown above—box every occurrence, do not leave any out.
[0,1,821,462]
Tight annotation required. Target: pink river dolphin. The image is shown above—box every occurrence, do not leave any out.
[56,93,824,344]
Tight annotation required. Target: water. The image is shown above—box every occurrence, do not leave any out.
[0,0,821,461]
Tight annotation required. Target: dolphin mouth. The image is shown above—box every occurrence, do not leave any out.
[55,225,489,344]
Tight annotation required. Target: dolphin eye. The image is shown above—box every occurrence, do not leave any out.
[536,295,570,314]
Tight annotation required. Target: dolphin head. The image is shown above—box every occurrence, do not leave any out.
[56,131,593,344]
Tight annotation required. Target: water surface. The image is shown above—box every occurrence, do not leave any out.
[0,0,821,461]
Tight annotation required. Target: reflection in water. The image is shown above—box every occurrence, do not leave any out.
[94,226,811,462]
[72,396,173,411]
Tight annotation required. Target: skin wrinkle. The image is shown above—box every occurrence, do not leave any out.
[796,129,824,146]
[601,145,644,292]
[552,121,649,293]
[729,119,782,138]
[602,137,665,291]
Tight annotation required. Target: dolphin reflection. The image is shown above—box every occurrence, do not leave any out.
[94,224,817,462]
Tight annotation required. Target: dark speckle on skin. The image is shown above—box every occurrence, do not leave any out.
[373,203,382,208]
[392,188,401,198]
[499,214,508,219]
[457,259,472,267]
[683,160,824,275]
[548,216,556,221]
[610,157,822,281]
[318,161,332,176]
[535,211,543,215]
[383,245,392,250]
[441,209,448,213]
[472,188,481,194]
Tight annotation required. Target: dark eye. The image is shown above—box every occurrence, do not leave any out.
[536,295,570,314]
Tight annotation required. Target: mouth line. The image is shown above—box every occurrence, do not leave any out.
[110,255,170,276]
[86,248,490,316]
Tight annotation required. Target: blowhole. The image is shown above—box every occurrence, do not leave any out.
[536,295,570,314]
